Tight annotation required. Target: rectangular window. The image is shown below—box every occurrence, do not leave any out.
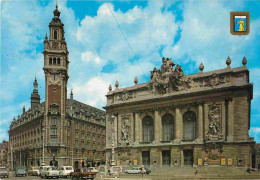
[82,133,84,139]
[75,131,78,138]
[50,128,58,136]
[51,118,58,126]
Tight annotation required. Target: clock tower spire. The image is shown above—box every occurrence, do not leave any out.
[42,4,69,148]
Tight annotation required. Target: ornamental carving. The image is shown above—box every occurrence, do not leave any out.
[117,90,134,101]
[204,74,225,87]
[118,114,131,146]
[205,142,223,160]
[49,101,59,114]
[206,104,223,141]
[147,58,194,95]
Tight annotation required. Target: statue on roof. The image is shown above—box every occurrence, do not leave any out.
[148,57,194,94]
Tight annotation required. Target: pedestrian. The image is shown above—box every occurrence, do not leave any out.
[195,169,198,175]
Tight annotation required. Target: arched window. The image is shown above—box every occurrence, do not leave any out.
[54,30,57,39]
[183,111,196,141]
[57,58,60,65]
[49,57,52,65]
[162,113,174,141]
[53,58,56,65]
[142,116,154,142]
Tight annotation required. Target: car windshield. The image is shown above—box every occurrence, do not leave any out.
[48,167,57,170]
[81,168,91,172]
[66,167,72,170]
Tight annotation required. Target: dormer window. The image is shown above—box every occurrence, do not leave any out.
[49,57,52,65]
[54,30,57,39]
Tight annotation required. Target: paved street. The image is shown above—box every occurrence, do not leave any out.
[1,169,260,180]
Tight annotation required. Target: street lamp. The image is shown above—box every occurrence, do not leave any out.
[42,128,46,166]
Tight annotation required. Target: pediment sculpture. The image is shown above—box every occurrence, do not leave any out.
[206,104,223,141]
[147,57,194,95]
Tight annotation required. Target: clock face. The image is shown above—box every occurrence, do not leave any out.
[51,75,60,83]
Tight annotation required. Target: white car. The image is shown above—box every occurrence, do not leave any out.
[88,167,99,173]
[41,166,59,179]
[125,167,150,174]
[59,166,74,178]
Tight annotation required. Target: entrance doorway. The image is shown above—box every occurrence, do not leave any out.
[142,151,150,166]
[184,150,193,166]
[74,161,79,169]
[162,150,171,166]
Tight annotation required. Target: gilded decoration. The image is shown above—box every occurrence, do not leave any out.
[147,57,194,95]
[206,104,223,141]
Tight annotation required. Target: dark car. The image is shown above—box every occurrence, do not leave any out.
[145,168,151,174]
[0,167,9,178]
[15,167,27,177]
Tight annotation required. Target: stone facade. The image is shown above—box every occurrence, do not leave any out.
[8,6,106,169]
[0,140,8,166]
[104,57,255,168]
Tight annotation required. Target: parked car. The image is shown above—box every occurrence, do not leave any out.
[41,166,59,179]
[15,167,27,177]
[88,167,99,173]
[40,165,51,175]
[71,168,96,180]
[59,166,74,178]
[28,166,40,176]
[0,167,9,178]
[125,167,150,174]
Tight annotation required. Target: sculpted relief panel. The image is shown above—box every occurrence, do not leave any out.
[206,104,223,141]
[118,114,131,146]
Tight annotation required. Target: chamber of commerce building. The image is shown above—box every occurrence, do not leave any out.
[105,57,255,167]
[8,6,106,169]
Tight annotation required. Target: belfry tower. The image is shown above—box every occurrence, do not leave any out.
[42,4,69,161]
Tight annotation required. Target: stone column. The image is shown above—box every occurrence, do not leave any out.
[227,98,234,141]
[113,113,118,148]
[197,103,203,142]
[180,148,184,167]
[159,150,162,167]
[154,109,160,143]
[174,107,182,143]
[134,112,140,144]
[130,113,134,145]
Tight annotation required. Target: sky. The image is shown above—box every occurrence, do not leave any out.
[0,0,260,142]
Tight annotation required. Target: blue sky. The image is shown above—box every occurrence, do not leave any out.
[0,0,260,142]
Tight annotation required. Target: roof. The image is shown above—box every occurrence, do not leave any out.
[10,99,105,129]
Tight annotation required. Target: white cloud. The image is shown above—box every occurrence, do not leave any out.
[81,51,102,65]
[72,77,109,107]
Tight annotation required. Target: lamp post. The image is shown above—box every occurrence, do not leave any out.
[42,128,46,166]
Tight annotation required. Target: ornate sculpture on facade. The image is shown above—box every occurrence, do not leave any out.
[204,74,225,88]
[206,104,223,141]
[117,90,134,101]
[148,57,194,94]
[119,114,131,146]
[49,101,59,114]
